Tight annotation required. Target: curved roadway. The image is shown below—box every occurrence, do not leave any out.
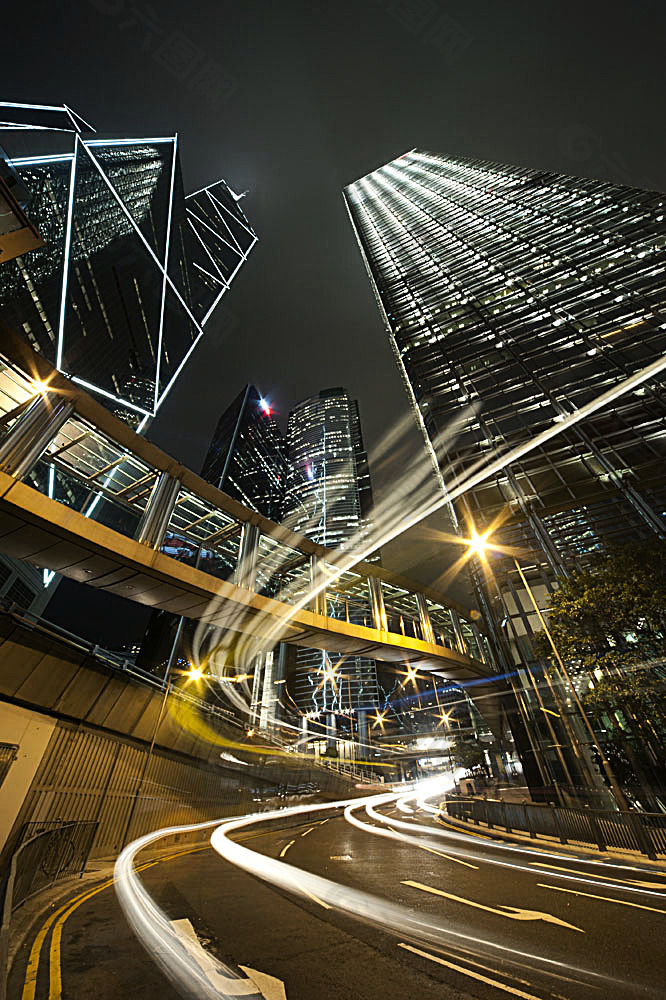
[10,791,666,1000]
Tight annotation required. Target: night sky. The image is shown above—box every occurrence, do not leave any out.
[8,1,666,644]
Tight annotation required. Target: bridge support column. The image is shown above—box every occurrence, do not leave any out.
[416,593,435,644]
[326,712,337,754]
[0,391,74,481]
[250,651,265,724]
[236,523,260,590]
[357,710,369,756]
[309,555,326,614]
[368,577,387,631]
[299,715,308,750]
[135,472,180,549]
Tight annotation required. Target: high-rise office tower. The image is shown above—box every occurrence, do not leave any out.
[344,150,666,658]
[137,385,288,688]
[284,388,375,552]
[0,100,256,608]
[0,101,256,429]
[201,384,288,522]
[284,388,379,744]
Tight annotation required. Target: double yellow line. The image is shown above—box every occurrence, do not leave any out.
[19,823,289,1000]
[20,846,209,1000]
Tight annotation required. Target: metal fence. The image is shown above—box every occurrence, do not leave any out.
[9,821,99,909]
[0,821,98,1000]
[445,795,666,859]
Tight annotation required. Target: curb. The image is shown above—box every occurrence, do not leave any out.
[438,808,666,871]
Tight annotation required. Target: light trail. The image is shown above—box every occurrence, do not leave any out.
[186,346,666,742]
[114,791,654,999]
[344,789,666,900]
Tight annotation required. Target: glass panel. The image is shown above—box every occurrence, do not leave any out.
[161,488,241,581]
[428,601,458,649]
[380,581,422,638]
[323,564,372,626]
[255,534,309,604]
[60,142,169,411]
[0,158,73,364]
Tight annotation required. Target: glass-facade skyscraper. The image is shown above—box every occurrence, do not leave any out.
[344,150,666,655]
[284,388,379,735]
[201,384,288,522]
[344,150,666,797]
[0,99,256,609]
[0,101,256,428]
[284,388,375,551]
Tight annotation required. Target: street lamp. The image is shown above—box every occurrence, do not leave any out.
[465,528,629,811]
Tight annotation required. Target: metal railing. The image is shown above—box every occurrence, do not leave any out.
[0,821,98,1000]
[445,795,666,859]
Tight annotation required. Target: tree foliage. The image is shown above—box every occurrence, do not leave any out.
[534,541,666,670]
[534,542,666,788]
[451,739,486,774]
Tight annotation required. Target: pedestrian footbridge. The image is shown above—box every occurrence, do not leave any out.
[0,325,496,685]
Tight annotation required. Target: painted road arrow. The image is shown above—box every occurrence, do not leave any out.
[171,919,288,998]
[402,881,584,932]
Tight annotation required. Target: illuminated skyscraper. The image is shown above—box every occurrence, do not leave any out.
[284,388,375,552]
[0,101,257,428]
[201,384,288,522]
[0,99,256,607]
[344,150,666,660]
[284,388,379,737]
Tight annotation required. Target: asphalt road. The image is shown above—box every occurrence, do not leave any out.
[9,796,666,1000]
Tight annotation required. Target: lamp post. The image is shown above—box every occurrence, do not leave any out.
[466,531,629,812]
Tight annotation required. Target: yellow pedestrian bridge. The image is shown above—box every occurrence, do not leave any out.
[0,325,496,688]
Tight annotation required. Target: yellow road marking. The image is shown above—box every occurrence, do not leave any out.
[402,881,582,931]
[538,882,666,915]
[279,840,295,858]
[298,885,331,910]
[436,815,492,841]
[531,862,666,890]
[23,844,210,1000]
[301,827,316,838]
[397,943,545,999]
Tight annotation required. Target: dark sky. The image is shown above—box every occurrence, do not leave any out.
[9,0,666,644]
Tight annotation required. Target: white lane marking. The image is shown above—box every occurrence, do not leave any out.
[397,943,544,1000]
[538,883,666,915]
[170,919,260,995]
[279,840,295,858]
[530,862,666,890]
[402,881,583,933]
[301,827,316,837]
[239,967,287,1000]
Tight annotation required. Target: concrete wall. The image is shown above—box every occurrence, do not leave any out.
[0,702,55,852]
[0,612,355,861]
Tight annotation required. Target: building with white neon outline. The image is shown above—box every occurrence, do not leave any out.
[0,101,257,429]
[0,100,256,601]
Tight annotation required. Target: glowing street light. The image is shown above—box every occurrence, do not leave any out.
[187,665,203,681]
[466,528,490,559]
